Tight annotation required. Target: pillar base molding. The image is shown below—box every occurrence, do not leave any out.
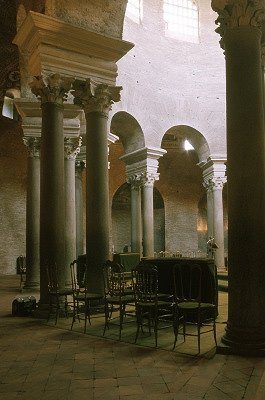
[22,283,40,293]
[217,324,265,356]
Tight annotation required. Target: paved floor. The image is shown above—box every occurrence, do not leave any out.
[1,275,265,400]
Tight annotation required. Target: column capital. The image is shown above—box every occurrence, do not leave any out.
[23,136,41,158]
[64,137,82,160]
[140,171,160,188]
[30,74,73,105]
[127,174,142,190]
[72,78,122,117]
[203,175,227,191]
[212,0,265,48]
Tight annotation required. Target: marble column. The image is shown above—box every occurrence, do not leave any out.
[75,159,86,257]
[72,78,122,294]
[64,136,81,284]
[141,172,158,257]
[128,175,142,254]
[212,0,265,354]
[23,136,41,290]
[30,74,73,307]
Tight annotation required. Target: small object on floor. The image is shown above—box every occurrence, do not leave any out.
[12,296,36,316]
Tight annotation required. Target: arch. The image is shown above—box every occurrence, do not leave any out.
[110,111,145,154]
[161,125,210,163]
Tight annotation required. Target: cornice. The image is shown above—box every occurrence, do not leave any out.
[13,11,134,84]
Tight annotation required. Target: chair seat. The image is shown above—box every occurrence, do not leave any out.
[74,292,102,301]
[50,289,73,296]
[178,301,215,310]
[106,295,134,304]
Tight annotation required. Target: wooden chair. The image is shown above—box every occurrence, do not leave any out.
[46,264,73,324]
[172,263,217,354]
[70,260,102,333]
[132,263,174,347]
[102,261,135,340]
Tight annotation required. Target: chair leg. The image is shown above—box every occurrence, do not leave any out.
[135,306,141,343]
[103,302,109,336]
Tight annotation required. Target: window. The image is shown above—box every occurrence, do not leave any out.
[126,0,143,24]
[163,0,199,42]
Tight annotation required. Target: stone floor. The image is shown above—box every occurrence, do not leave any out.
[1,274,265,400]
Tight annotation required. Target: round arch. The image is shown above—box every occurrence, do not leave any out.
[110,111,145,154]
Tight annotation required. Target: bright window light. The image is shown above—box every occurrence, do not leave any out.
[163,0,199,42]
[126,0,143,23]
[184,139,194,150]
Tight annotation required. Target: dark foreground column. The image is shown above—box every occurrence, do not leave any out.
[212,0,265,355]
[73,79,121,294]
[31,74,73,310]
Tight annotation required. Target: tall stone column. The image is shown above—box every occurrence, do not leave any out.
[64,136,81,283]
[23,136,41,290]
[141,172,159,257]
[212,0,265,354]
[72,79,122,294]
[128,175,142,254]
[75,159,86,257]
[202,159,227,269]
[30,74,73,307]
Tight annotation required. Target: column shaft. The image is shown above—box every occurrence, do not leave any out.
[130,183,142,254]
[86,111,109,293]
[212,186,225,269]
[25,148,40,289]
[142,183,154,257]
[40,102,65,300]
[224,26,265,350]
[64,157,76,283]
[75,162,85,257]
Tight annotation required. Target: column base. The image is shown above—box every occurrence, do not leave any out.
[22,282,40,293]
[217,323,265,356]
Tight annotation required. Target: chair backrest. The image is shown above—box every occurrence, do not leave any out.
[70,260,87,292]
[173,263,204,303]
[17,255,26,274]
[46,264,60,293]
[132,263,159,303]
[102,261,126,297]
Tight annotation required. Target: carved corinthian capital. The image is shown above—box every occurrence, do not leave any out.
[212,0,265,47]
[23,136,41,158]
[64,137,82,160]
[140,172,160,188]
[30,74,73,105]
[72,78,122,117]
[127,174,142,191]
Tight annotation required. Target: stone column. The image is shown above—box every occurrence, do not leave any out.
[23,136,41,290]
[202,160,227,269]
[212,0,265,354]
[128,175,142,254]
[64,136,81,284]
[75,159,86,257]
[30,74,73,307]
[72,79,122,294]
[141,172,159,257]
